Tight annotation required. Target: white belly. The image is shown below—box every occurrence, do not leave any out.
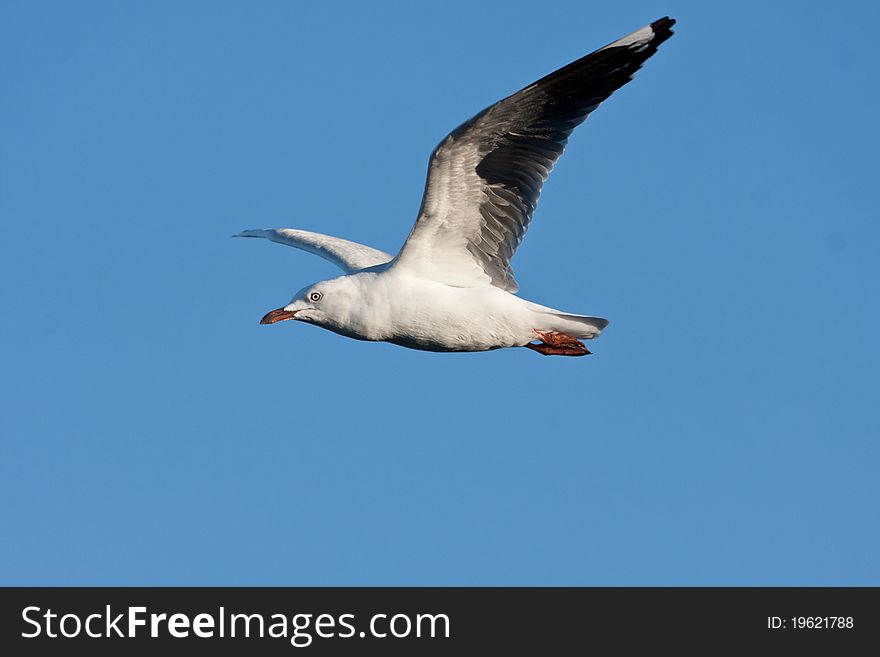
[364,275,535,352]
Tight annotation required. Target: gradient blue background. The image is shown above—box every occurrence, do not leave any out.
[2,1,878,585]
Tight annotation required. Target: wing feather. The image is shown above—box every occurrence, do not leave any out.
[236,229,392,273]
[393,17,676,291]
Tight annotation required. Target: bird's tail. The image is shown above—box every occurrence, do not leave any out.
[525,301,609,339]
[544,312,609,339]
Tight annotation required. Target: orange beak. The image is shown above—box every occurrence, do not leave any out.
[259,308,298,325]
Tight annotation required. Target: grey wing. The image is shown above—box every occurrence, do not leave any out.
[393,17,675,292]
[235,229,393,273]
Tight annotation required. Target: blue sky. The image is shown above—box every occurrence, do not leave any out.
[2,0,878,585]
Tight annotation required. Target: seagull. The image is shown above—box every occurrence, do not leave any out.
[238,17,675,356]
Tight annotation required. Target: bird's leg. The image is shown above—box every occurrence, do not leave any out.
[525,330,591,356]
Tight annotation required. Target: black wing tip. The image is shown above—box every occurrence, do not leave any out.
[651,16,676,39]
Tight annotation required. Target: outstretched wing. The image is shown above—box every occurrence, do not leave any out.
[236,229,393,273]
[393,17,675,292]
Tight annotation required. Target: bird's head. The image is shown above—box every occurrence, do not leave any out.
[259,276,359,331]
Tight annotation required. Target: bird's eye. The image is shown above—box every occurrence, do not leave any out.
[309,291,322,302]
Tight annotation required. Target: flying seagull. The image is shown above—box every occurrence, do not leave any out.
[238,17,675,356]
